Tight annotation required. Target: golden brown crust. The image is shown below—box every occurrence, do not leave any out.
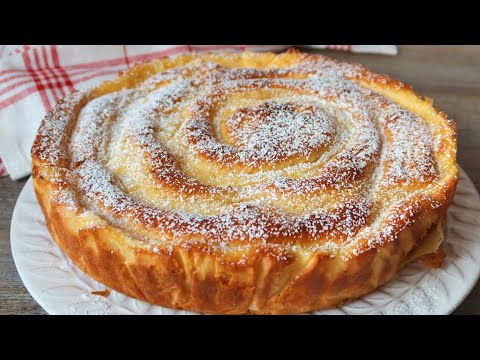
[31,51,458,314]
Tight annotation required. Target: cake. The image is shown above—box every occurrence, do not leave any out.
[31,50,458,314]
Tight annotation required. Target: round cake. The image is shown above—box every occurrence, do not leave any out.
[31,50,458,314]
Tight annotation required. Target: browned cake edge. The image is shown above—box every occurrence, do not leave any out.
[32,175,452,314]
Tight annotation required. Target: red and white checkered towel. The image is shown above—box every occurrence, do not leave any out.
[0,45,397,180]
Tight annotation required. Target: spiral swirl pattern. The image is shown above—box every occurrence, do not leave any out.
[32,52,458,314]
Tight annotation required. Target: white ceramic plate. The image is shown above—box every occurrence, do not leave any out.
[11,169,480,315]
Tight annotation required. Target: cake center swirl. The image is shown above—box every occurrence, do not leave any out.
[224,101,335,165]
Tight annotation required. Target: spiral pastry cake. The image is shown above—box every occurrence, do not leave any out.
[31,51,458,314]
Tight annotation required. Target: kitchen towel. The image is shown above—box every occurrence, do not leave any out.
[0,45,397,180]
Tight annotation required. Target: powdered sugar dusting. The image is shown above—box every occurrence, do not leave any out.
[34,91,85,165]
[191,100,336,168]
[381,105,437,187]
[35,55,450,260]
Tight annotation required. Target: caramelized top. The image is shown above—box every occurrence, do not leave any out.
[31,51,458,262]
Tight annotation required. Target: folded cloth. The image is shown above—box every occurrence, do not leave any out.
[0,45,397,180]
